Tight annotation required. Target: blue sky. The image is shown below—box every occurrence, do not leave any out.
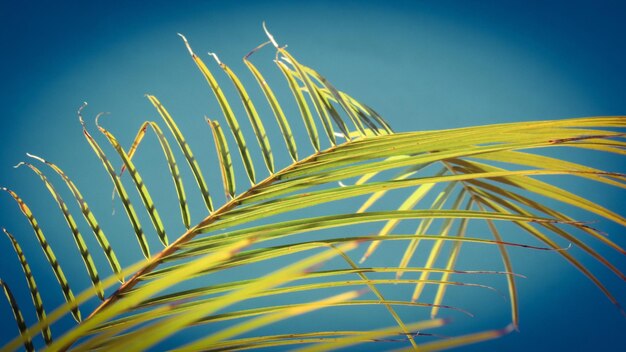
[0,1,625,350]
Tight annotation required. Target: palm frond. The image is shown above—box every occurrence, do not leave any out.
[1,27,624,352]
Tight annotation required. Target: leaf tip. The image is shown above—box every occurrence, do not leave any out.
[208,52,222,66]
[94,111,110,129]
[262,21,279,48]
[177,33,194,56]
[244,41,271,60]
[78,102,88,126]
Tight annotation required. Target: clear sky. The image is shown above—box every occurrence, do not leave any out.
[0,1,625,350]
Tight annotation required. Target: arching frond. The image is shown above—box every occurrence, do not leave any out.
[1,28,624,352]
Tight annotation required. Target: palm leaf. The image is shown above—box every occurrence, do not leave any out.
[120,121,192,229]
[2,228,52,345]
[13,162,104,300]
[25,153,124,282]
[1,28,624,352]
[1,279,34,352]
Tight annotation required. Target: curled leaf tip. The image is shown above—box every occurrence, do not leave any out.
[208,52,222,65]
[177,33,194,56]
[13,162,26,169]
[25,153,45,163]
[78,102,88,125]
[94,112,110,128]
[262,21,279,48]
[244,41,271,60]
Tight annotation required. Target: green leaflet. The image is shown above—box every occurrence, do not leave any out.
[250,140,623,205]
[352,160,429,214]
[147,95,214,212]
[347,97,393,134]
[295,319,446,352]
[431,204,472,319]
[137,266,515,310]
[169,233,553,278]
[275,47,337,146]
[278,121,623,170]
[2,228,52,345]
[86,267,499,346]
[326,243,417,349]
[176,331,390,351]
[275,59,320,151]
[189,301,460,341]
[477,202,519,328]
[411,188,467,302]
[474,189,624,313]
[208,119,236,198]
[360,168,448,263]
[293,64,393,135]
[274,129,623,183]
[316,88,352,141]
[123,121,191,229]
[86,298,452,352]
[213,53,275,174]
[0,280,34,352]
[80,112,150,259]
[96,116,169,247]
[2,257,154,352]
[448,159,625,255]
[177,290,364,351]
[209,170,595,233]
[178,34,256,184]
[1,188,81,322]
[473,149,626,189]
[397,180,458,280]
[449,159,626,227]
[277,57,366,136]
[299,66,367,137]
[26,154,123,282]
[244,43,298,161]
[180,210,565,257]
[43,237,256,352]
[16,162,104,300]
[466,177,626,273]
[88,242,357,351]
[188,331,395,351]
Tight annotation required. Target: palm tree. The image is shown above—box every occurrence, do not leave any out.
[1,26,624,351]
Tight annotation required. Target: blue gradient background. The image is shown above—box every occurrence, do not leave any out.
[1,0,625,350]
